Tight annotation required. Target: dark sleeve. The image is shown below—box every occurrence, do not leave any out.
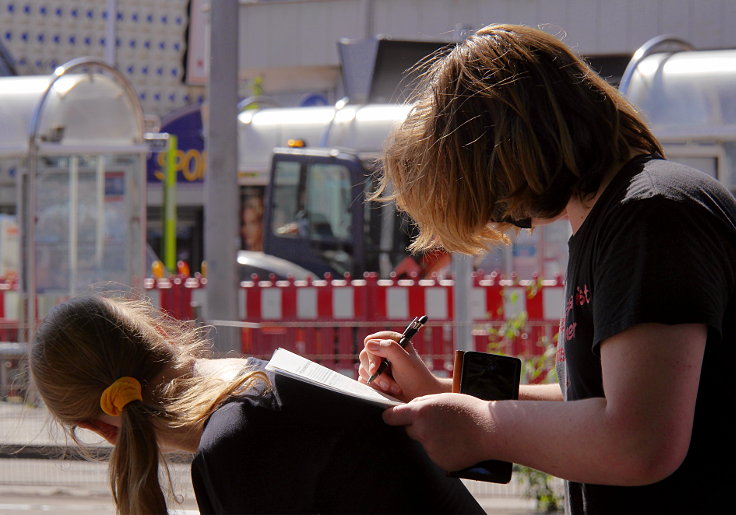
[192,376,484,514]
[591,195,734,349]
[190,457,217,514]
[192,398,327,515]
[191,402,262,515]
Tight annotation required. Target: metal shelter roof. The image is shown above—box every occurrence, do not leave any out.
[622,42,736,141]
[0,58,144,158]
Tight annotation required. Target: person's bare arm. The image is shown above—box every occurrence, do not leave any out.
[383,323,705,486]
[519,383,563,401]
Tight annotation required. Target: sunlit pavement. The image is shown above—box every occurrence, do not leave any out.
[0,486,200,514]
[0,496,116,514]
[0,496,199,514]
[0,491,535,515]
[1,402,543,514]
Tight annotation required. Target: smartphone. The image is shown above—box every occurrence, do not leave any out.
[449,351,521,483]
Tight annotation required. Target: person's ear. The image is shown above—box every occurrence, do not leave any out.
[78,420,119,445]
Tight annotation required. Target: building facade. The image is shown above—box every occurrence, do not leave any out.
[2,0,735,116]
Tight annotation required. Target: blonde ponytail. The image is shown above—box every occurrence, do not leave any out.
[111,402,167,514]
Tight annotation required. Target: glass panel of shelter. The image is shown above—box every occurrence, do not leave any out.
[34,153,142,302]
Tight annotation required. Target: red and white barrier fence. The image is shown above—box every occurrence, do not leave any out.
[0,281,20,343]
[0,273,564,376]
[144,272,564,375]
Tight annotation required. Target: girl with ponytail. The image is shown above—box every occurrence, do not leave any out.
[30,295,483,514]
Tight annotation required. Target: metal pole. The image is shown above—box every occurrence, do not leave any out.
[95,156,105,268]
[104,0,118,66]
[23,145,36,345]
[163,135,178,273]
[69,156,79,297]
[204,0,240,354]
[452,253,473,351]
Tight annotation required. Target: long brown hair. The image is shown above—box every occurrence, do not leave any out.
[30,295,266,514]
[375,24,663,254]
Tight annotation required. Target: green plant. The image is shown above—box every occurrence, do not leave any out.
[514,465,563,513]
[486,283,563,512]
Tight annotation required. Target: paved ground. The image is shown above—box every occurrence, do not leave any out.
[0,402,547,514]
[0,489,538,515]
[0,487,200,514]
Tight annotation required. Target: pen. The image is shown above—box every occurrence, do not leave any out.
[367,315,429,384]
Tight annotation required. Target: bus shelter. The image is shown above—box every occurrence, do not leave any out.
[0,58,147,343]
[620,36,736,194]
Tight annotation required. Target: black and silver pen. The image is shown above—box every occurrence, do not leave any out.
[367,315,429,384]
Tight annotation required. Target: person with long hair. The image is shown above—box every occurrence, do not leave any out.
[30,294,484,514]
[359,24,736,514]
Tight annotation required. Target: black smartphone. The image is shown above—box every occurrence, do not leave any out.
[449,351,521,483]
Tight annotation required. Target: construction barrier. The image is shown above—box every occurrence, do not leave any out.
[144,272,564,376]
[0,273,563,379]
[0,280,20,343]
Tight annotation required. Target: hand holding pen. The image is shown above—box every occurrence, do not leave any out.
[367,315,429,384]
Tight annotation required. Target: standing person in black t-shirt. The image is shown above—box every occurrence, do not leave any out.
[358,23,736,514]
[29,295,484,514]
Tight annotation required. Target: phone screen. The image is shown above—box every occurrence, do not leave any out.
[460,352,520,401]
[451,352,521,483]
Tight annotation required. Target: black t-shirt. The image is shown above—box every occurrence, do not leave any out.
[558,155,736,514]
[191,358,484,514]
